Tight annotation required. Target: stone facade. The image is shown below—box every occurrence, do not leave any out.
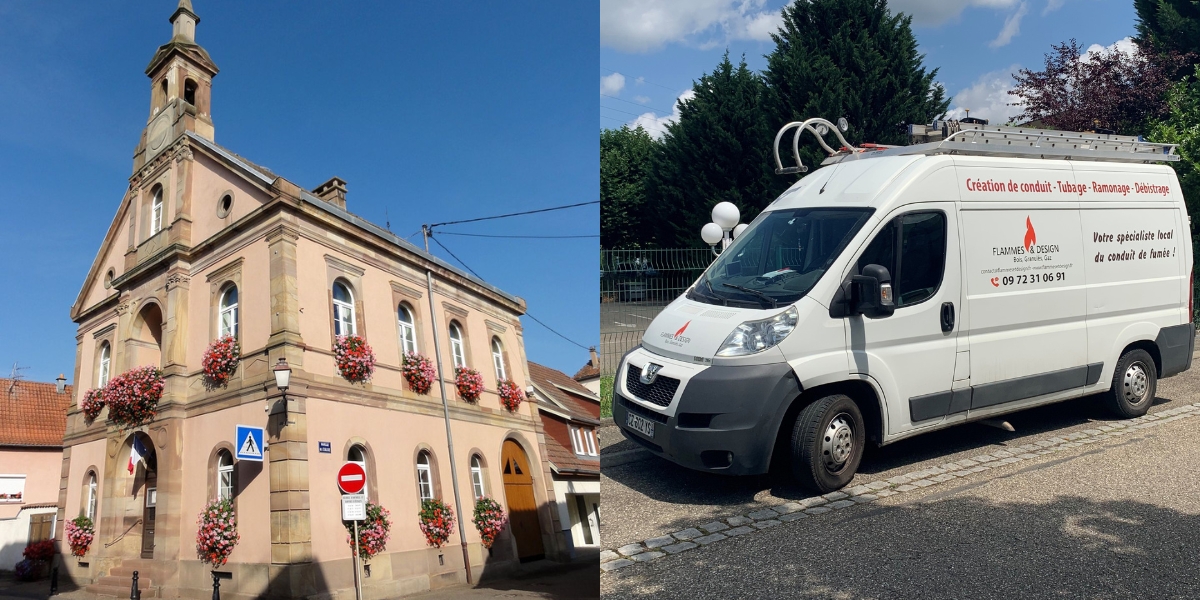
[57,3,564,598]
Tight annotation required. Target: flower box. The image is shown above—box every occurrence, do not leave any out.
[497,379,523,412]
[454,367,483,403]
[334,335,376,384]
[202,335,241,389]
[402,352,436,395]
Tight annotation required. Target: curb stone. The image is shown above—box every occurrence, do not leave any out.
[601,404,1200,572]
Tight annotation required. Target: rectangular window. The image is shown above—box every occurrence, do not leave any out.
[334,304,356,336]
[218,465,233,501]
[150,200,163,235]
[584,429,598,456]
[0,475,25,503]
[471,466,485,500]
[857,211,947,308]
[28,513,54,543]
[417,465,433,501]
[569,426,584,455]
[399,323,417,355]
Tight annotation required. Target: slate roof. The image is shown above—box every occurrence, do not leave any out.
[0,379,71,448]
[528,362,600,422]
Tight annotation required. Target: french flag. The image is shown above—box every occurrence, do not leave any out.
[128,437,148,474]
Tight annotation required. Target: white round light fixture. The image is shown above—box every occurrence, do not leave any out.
[732,223,748,239]
[701,222,724,246]
[711,202,740,230]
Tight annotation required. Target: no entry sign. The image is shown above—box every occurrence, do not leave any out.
[337,462,366,494]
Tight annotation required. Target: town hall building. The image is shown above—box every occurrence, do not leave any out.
[56,2,566,598]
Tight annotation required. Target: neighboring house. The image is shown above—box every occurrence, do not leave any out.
[58,3,563,597]
[0,376,70,570]
[527,362,600,556]
[572,347,601,395]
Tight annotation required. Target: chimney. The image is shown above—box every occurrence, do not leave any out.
[55,374,66,394]
[589,346,598,368]
[313,177,348,209]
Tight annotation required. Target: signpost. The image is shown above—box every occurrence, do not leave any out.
[234,425,264,462]
[338,462,366,600]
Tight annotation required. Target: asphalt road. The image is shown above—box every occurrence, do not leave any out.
[602,362,1200,598]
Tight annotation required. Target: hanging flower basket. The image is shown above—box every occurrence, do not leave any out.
[402,352,436,395]
[419,499,455,548]
[104,366,164,429]
[334,335,376,384]
[455,367,483,403]
[202,335,241,389]
[81,388,105,424]
[497,380,523,412]
[343,502,391,562]
[472,497,507,549]
[196,497,240,568]
[66,516,95,557]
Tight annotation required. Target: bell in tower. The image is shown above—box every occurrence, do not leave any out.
[134,0,219,172]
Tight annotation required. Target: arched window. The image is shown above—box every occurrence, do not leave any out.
[216,450,234,501]
[150,186,164,236]
[398,304,418,355]
[184,79,197,105]
[85,472,98,520]
[97,342,111,387]
[332,281,356,336]
[346,443,373,499]
[416,451,434,501]
[449,322,466,368]
[219,285,239,338]
[491,337,506,381]
[470,455,485,500]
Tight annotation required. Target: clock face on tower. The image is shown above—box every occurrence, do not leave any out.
[149,117,170,153]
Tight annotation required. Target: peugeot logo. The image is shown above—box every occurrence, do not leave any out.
[640,363,663,385]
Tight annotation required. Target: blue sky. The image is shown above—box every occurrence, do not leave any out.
[601,0,1138,134]
[0,1,598,382]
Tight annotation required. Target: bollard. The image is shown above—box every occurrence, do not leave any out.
[130,570,140,600]
[50,565,59,596]
[211,571,221,600]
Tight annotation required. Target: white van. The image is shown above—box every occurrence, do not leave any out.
[614,118,1195,492]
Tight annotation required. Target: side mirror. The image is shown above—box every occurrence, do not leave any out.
[848,264,895,318]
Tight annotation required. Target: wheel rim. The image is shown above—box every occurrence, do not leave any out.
[822,413,855,470]
[1122,361,1150,405]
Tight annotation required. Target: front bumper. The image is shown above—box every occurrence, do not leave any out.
[613,348,801,475]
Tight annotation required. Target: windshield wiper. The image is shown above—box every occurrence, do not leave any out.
[721,283,777,308]
[703,277,729,306]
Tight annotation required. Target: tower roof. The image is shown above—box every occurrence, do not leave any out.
[146,0,217,76]
[170,0,200,26]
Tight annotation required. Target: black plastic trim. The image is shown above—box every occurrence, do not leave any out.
[909,390,953,422]
[909,362,1104,421]
[1085,362,1104,386]
[1156,323,1195,378]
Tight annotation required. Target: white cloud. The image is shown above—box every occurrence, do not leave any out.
[601,72,626,96]
[889,0,1020,27]
[600,0,783,53]
[1042,0,1067,15]
[628,90,696,138]
[989,1,1028,47]
[944,65,1024,124]
[634,95,651,104]
[1083,36,1136,59]
[635,76,646,85]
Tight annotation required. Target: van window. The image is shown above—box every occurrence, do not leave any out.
[857,211,946,308]
[693,208,874,308]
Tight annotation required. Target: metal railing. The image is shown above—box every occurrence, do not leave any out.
[600,249,714,375]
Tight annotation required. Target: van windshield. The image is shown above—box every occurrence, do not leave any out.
[690,207,874,308]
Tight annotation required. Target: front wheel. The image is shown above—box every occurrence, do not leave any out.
[790,394,865,493]
[1104,349,1157,418]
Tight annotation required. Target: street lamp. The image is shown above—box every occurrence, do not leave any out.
[269,357,291,413]
[702,202,744,255]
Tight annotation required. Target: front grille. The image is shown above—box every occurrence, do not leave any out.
[618,395,668,424]
[626,364,681,408]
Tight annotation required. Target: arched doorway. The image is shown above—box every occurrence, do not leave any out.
[121,433,158,558]
[501,439,544,562]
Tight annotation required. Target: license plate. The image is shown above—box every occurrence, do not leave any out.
[626,412,655,438]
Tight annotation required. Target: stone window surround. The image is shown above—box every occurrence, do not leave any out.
[206,443,238,513]
[325,255,366,342]
[390,281,425,359]
[79,466,100,520]
[215,188,235,219]
[206,258,243,346]
[442,303,471,373]
[466,448,490,500]
[91,324,116,393]
[489,335,514,385]
[413,444,443,502]
[343,437,379,504]
[142,180,168,242]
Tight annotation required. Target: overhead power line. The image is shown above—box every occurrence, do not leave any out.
[429,200,598,229]
[436,231,598,239]
[428,235,592,351]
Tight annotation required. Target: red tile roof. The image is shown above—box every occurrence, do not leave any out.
[0,378,71,447]
[539,411,599,476]
[572,360,600,382]
[528,362,600,422]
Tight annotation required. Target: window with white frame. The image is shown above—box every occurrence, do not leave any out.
[86,473,98,520]
[0,475,26,503]
[217,450,234,501]
[97,342,111,387]
[219,285,239,338]
[398,304,418,355]
[569,425,585,455]
[470,455,485,499]
[584,428,598,456]
[449,322,466,368]
[332,281,356,336]
[491,337,506,381]
[150,186,164,235]
[416,451,434,501]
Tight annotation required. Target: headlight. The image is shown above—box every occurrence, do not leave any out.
[716,306,799,357]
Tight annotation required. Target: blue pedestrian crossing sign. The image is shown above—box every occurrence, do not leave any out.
[235,425,265,461]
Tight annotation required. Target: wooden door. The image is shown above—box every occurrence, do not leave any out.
[141,471,157,558]
[501,440,544,562]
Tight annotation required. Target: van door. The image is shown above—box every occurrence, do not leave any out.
[844,203,963,435]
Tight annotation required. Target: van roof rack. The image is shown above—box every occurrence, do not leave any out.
[773,118,1180,174]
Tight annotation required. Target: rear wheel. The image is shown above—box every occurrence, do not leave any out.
[1104,349,1157,418]
[790,394,865,493]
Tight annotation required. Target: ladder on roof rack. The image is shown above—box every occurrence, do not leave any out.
[773,118,1180,173]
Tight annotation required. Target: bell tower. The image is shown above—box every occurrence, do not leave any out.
[134,0,219,171]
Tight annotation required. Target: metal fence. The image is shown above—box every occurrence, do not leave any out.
[600,249,715,375]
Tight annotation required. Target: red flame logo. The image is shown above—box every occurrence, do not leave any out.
[674,321,691,338]
[1023,216,1036,251]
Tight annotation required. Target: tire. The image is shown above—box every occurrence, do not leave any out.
[1104,349,1157,418]
[790,394,865,493]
